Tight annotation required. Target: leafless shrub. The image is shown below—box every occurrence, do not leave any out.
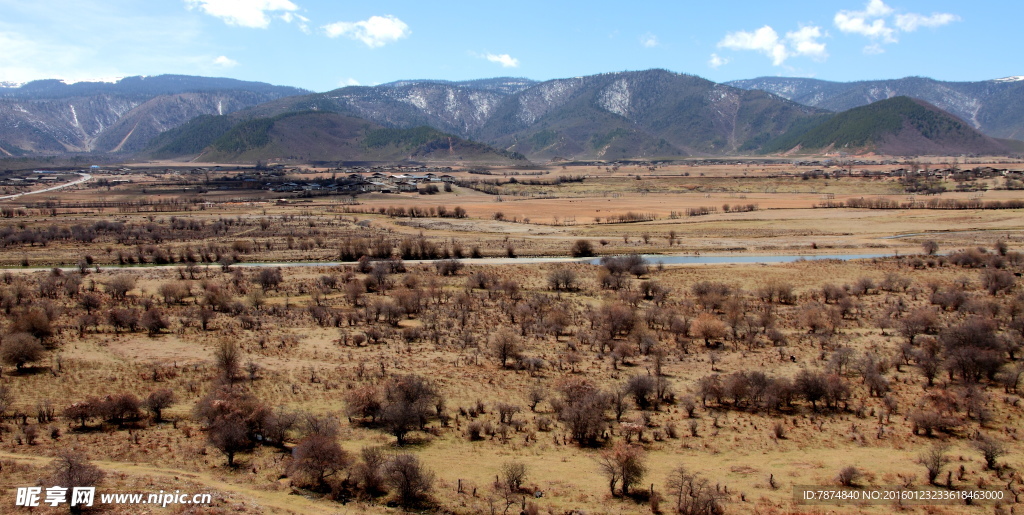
[836,466,861,487]
[140,308,169,335]
[49,451,104,492]
[0,332,44,370]
[214,340,241,384]
[500,461,528,492]
[105,275,136,300]
[917,443,950,485]
[385,453,434,507]
[0,384,12,418]
[981,269,1016,295]
[547,268,578,291]
[145,389,176,422]
[490,329,522,368]
[596,442,646,497]
[665,465,726,515]
[434,259,464,276]
[974,435,1006,470]
[288,435,352,490]
[571,240,595,257]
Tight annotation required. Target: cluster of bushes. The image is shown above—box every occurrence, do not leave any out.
[63,389,176,429]
[721,203,759,213]
[818,197,1024,210]
[695,369,852,412]
[344,374,445,446]
[601,212,657,223]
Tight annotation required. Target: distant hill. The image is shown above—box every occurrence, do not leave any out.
[0,75,306,155]
[380,77,538,95]
[474,70,824,159]
[762,96,1010,156]
[728,76,1024,140]
[239,69,825,161]
[144,111,525,164]
[0,75,306,100]
[8,70,1024,162]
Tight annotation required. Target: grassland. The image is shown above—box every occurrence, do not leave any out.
[0,159,1021,514]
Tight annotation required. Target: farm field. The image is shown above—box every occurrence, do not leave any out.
[0,160,1021,514]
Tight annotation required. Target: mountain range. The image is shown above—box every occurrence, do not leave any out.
[0,75,305,156]
[728,76,1024,140]
[759,96,1013,156]
[143,69,826,162]
[146,110,525,164]
[0,71,1022,162]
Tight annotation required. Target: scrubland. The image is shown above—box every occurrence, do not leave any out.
[0,162,1022,514]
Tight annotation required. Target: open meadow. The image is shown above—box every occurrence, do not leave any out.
[0,159,1022,514]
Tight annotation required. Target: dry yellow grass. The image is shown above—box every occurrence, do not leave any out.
[0,162,1022,514]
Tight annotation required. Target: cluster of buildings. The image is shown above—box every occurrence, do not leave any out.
[264,170,456,194]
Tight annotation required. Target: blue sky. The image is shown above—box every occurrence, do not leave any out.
[0,0,1019,91]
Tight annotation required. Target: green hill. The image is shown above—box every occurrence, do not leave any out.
[762,97,1010,155]
[144,111,525,164]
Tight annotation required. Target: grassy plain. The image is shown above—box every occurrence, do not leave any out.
[0,160,1021,514]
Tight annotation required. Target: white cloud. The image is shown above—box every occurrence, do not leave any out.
[834,1,959,51]
[863,43,885,55]
[834,1,897,43]
[279,11,310,33]
[719,26,789,66]
[213,55,238,67]
[718,25,826,66]
[894,12,960,32]
[708,53,729,68]
[323,15,410,48]
[786,26,828,60]
[484,53,519,68]
[184,0,299,29]
[339,77,360,86]
[640,33,658,48]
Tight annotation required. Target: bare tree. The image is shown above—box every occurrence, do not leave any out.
[666,465,726,515]
[78,293,103,314]
[104,275,136,300]
[49,451,104,509]
[547,268,579,291]
[355,446,388,497]
[922,240,939,256]
[490,329,522,368]
[434,259,464,276]
[917,443,950,485]
[158,282,191,305]
[981,269,1016,295]
[0,384,13,418]
[380,375,440,445]
[557,388,608,447]
[145,389,176,423]
[287,435,352,490]
[214,340,241,384]
[1,332,45,370]
[500,461,528,492]
[528,387,546,412]
[974,435,1006,470]
[208,413,252,467]
[255,267,283,291]
[690,313,727,347]
[100,393,142,426]
[596,442,646,497]
[625,374,656,410]
[571,240,595,257]
[898,307,938,345]
[385,453,434,507]
[140,308,169,336]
